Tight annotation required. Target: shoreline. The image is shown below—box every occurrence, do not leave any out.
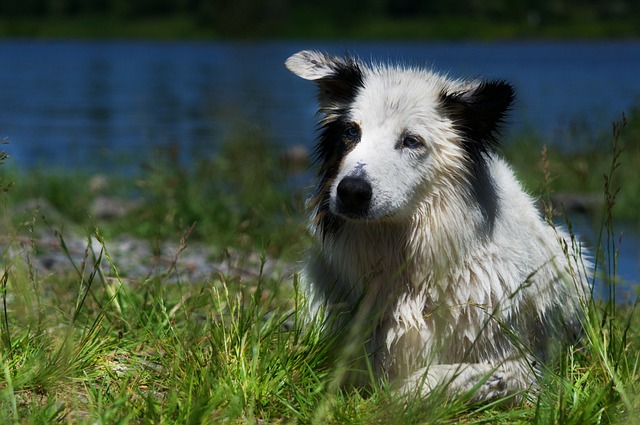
[1,203,294,287]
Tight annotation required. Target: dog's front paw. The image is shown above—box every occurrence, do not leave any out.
[400,362,532,404]
[472,371,508,402]
[468,368,533,404]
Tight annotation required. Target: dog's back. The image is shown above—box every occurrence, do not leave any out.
[286,50,590,401]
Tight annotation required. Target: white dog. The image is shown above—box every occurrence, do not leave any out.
[285,50,589,401]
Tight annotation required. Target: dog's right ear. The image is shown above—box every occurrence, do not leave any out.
[285,50,364,108]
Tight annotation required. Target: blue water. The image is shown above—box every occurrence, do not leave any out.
[0,39,638,294]
[1,40,639,170]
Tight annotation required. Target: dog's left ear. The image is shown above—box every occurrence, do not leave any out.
[285,50,364,109]
[440,80,514,145]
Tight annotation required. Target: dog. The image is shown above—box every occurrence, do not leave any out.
[285,50,590,402]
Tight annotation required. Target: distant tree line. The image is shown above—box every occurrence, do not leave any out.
[1,0,638,36]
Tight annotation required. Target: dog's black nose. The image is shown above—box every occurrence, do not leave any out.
[336,176,372,216]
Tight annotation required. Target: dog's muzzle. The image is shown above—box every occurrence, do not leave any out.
[336,175,372,218]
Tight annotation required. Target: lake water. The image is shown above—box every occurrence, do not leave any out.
[0,39,638,295]
[2,40,639,170]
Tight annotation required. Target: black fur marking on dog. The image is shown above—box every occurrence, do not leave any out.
[315,55,365,107]
[439,80,514,233]
[310,56,365,238]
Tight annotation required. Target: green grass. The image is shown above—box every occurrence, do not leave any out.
[0,114,639,423]
[0,211,638,423]
[1,219,636,424]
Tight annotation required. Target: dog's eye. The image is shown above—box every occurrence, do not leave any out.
[344,124,361,141]
[402,135,423,149]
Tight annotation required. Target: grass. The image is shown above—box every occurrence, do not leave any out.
[0,115,639,423]
[4,228,636,424]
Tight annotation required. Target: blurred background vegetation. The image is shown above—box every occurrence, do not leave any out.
[1,0,639,39]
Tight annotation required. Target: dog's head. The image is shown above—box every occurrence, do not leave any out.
[286,50,513,236]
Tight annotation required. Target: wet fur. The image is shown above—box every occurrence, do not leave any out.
[286,50,589,401]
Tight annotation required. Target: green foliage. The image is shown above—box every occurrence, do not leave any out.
[1,125,307,259]
[504,108,640,224]
[16,169,94,224]
[1,0,639,39]
[119,126,306,258]
[0,145,13,194]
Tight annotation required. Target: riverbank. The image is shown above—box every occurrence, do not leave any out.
[2,199,293,286]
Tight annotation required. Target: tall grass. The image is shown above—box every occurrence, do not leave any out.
[0,114,638,423]
[528,114,640,425]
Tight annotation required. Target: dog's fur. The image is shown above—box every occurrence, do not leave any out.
[285,50,590,401]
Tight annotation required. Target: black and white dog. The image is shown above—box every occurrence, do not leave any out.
[286,50,589,401]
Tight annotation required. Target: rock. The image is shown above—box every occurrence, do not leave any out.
[89,174,109,192]
[91,196,141,220]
